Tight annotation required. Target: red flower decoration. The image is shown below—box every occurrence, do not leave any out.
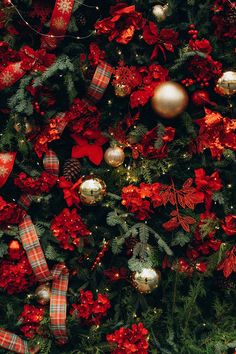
[14,171,57,195]
[143,21,179,60]
[0,196,25,228]
[19,305,45,339]
[217,246,236,278]
[95,3,145,44]
[194,109,236,160]
[51,208,91,250]
[107,322,149,354]
[222,215,236,236]
[189,39,212,54]
[70,290,110,325]
[71,129,108,166]
[0,249,36,294]
[88,42,106,66]
[58,177,81,207]
[194,168,222,210]
[130,64,168,109]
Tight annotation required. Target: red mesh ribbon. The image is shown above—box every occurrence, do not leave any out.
[41,0,75,50]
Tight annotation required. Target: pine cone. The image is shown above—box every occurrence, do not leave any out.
[63,158,81,182]
[77,13,86,26]
[125,236,138,256]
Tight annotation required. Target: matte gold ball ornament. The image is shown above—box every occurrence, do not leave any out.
[152,4,169,22]
[104,146,125,167]
[132,268,161,294]
[79,175,107,205]
[215,70,236,96]
[151,81,189,119]
[35,283,51,305]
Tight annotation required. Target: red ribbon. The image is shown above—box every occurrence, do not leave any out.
[0,152,16,188]
[41,0,75,50]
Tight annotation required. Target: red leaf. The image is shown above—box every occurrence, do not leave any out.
[182,216,196,225]
[177,193,185,208]
[162,217,179,231]
[183,178,193,189]
[179,217,190,232]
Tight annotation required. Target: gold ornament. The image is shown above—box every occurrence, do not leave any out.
[151,81,189,119]
[35,283,51,305]
[132,268,161,294]
[114,83,131,97]
[215,71,236,96]
[14,118,33,134]
[104,146,125,167]
[79,175,106,205]
[152,4,169,22]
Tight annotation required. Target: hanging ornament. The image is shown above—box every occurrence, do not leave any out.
[132,268,161,294]
[151,81,189,119]
[14,118,34,134]
[8,240,21,260]
[63,158,81,182]
[152,4,169,22]
[35,283,51,305]
[215,71,236,96]
[114,83,132,97]
[78,175,107,205]
[91,241,109,271]
[104,146,125,167]
[192,90,216,107]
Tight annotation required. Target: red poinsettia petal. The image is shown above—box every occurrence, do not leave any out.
[87,145,104,165]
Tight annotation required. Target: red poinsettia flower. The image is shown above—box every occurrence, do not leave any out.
[71,129,108,165]
[217,246,236,278]
[189,39,212,54]
[95,3,145,44]
[143,21,179,60]
[222,215,236,236]
[107,322,149,354]
[194,168,222,210]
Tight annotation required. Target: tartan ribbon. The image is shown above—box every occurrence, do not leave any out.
[0,329,30,354]
[41,0,75,51]
[87,61,113,103]
[0,152,16,188]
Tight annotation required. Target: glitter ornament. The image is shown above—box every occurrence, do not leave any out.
[215,71,236,96]
[35,283,51,305]
[151,81,189,119]
[79,175,106,205]
[104,146,125,167]
[152,4,169,22]
[132,268,161,294]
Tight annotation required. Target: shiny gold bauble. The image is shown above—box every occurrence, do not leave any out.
[114,83,131,97]
[35,283,51,305]
[215,71,236,96]
[152,4,169,22]
[151,81,189,119]
[132,268,161,294]
[79,175,107,205]
[14,119,33,134]
[104,146,125,167]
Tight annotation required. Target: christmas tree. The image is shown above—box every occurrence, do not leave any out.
[0,0,235,353]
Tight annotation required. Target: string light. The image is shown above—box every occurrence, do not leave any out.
[8,0,99,41]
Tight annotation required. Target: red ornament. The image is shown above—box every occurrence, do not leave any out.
[192,90,216,106]
[8,240,21,260]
